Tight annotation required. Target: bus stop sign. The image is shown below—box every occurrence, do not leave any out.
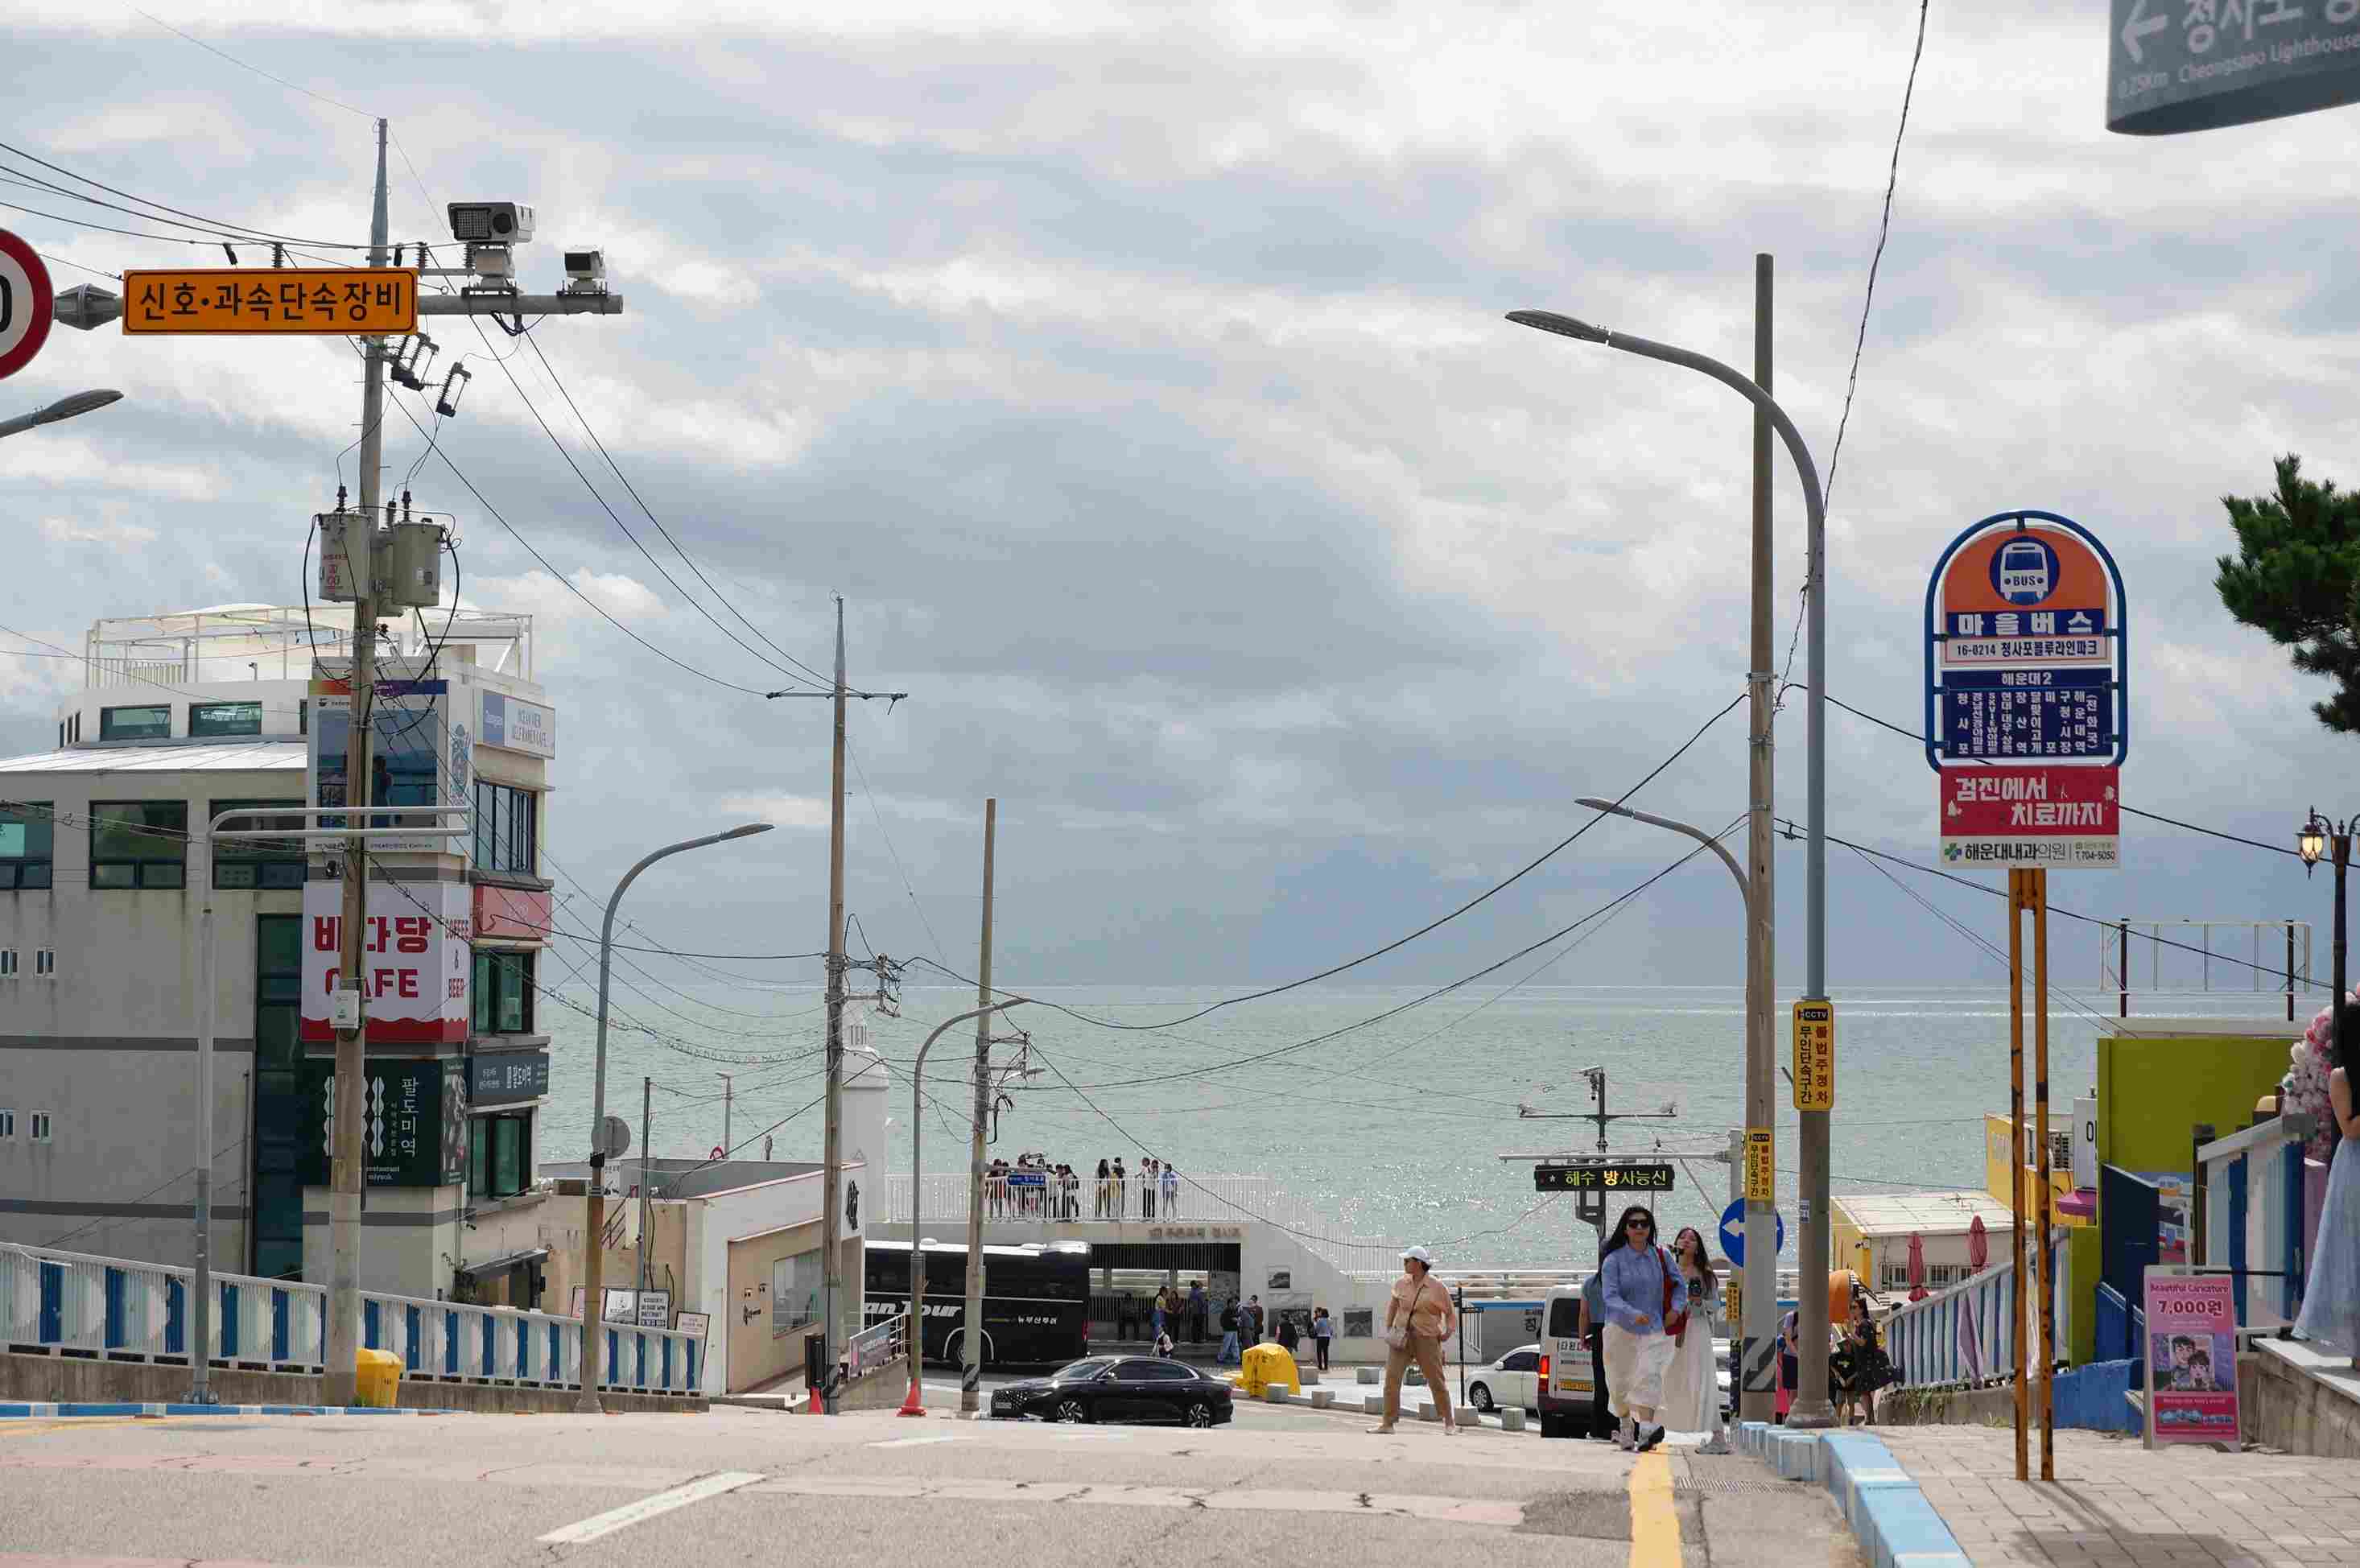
[2110,0,2360,135]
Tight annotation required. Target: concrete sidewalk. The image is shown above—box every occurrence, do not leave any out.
[1878,1425,2360,1566]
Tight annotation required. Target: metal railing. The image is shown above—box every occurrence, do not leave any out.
[2193,1114,2315,1331]
[883,1171,1401,1277]
[0,1244,703,1397]
[1882,1236,2070,1390]
[2099,918,2311,1020]
[842,1314,906,1384]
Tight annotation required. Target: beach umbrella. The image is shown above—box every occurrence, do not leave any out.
[1967,1215,1989,1273]
[1907,1232,1929,1302]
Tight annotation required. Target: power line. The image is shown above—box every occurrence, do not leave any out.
[130,9,377,121]
[0,155,366,249]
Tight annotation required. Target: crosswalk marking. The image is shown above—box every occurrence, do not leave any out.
[535,1471,765,1545]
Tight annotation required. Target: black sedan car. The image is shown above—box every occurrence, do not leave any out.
[989,1355,1235,1427]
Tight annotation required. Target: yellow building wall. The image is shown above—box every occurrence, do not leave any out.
[1982,1115,2090,1226]
[2096,1033,2292,1173]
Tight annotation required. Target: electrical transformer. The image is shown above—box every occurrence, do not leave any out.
[315,510,369,603]
[385,521,444,609]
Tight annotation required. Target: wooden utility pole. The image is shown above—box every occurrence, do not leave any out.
[962,798,997,1413]
[1741,250,1779,1425]
[639,1076,653,1298]
[821,597,850,1396]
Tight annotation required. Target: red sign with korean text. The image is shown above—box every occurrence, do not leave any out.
[299,881,472,1044]
[1939,765,2119,870]
[474,884,552,943]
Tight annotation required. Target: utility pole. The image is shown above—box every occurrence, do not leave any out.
[1741,252,1779,1426]
[962,798,997,1414]
[320,118,392,1410]
[718,1073,732,1157]
[638,1076,653,1299]
[765,598,906,1404]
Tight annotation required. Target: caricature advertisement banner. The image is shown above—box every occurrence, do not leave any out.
[2143,1269,2238,1446]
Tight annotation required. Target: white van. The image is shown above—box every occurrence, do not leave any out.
[1533,1283,1598,1439]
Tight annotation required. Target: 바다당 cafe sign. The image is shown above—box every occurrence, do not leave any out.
[2110,0,2360,134]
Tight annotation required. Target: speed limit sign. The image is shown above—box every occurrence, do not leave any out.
[0,230,54,382]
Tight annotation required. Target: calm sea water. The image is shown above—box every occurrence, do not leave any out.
[531,983,2290,1269]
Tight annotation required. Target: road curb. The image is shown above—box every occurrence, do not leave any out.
[0,1401,435,1418]
[1735,1422,1968,1568]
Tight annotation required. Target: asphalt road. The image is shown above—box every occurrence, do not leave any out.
[0,1389,1859,1568]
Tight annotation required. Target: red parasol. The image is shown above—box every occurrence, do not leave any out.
[1906,1232,1929,1302]
[1967,1214,1989,1273]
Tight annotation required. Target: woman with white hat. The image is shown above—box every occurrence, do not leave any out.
[1370,1245,1459,1434]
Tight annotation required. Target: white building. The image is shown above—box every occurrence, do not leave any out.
[0,605,556,1306]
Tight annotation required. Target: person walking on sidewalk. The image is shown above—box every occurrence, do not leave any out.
[1218,1297,1242,1364]
[1189,1280,1208,1344]
[2297,1001,2360,1371]
[1311,1306,1334,1372]
[1599,1205,1685,1453]
[1243,1294,1265,1345]
[1661,1226,1730,1454]
[1369,1245,1459,1434]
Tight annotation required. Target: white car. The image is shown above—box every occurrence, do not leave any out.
[1466,1344,1543,1414]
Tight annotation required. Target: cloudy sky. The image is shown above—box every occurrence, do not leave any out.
[1,1,2352,1005]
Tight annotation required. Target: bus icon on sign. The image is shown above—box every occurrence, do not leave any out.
[1995,538,2054,605]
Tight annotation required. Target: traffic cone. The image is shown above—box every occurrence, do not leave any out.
[897,1373,926,1418]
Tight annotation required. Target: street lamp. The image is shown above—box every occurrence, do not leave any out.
[898,996,1032,1417]
[0,388,122,440]
[1512,306,1837,1429]
[576,823,774,1413]
[2298,809,2351,1008]
[1574,798,1747,901]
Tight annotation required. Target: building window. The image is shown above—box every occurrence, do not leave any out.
[0,800,54,890]
[89,799,189,889]
[99,704,171,742]
[0,950,14,976]
[471,949,534,1035]
[209,798,307,890]
[472,782,538,875]
[299,699,307,737]
[0,1109,13,1140]
[32,950,51,977]
[30,1112,52,1142]
[468,1112,532,1201]
[190,700,263,738]
[772,1250,822,1337]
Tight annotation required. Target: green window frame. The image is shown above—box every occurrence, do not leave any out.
[99,704,172,742]
[467,1112,532,1201]
[208,798,307,890]
[189,701,263,738]
[470,949,534,1036]
[0,801,54,891]
[89,800,188,889]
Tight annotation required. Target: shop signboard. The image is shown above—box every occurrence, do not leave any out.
[1940,765,2120,871]
[474,884,552,943]
[637,1289,674,1329]
[299,880,472,1044]
[1533,1162,1673,1192]
[479,689,555,758]
[295,1056,466,1187]
[468,1050,549,1106]
[2142,1267,2239,1446]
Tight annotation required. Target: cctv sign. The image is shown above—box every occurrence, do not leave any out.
[299,881,472,1044]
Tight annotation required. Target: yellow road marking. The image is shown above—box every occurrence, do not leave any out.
[0,1417,142,1437]
[1628,1448,1680,1567]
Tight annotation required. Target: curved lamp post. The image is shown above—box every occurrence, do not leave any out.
[1509,307,1837,1429]
[900,995,1032,1417]
[2299,809,2353,1009]
[576,821,774,1413]
[0,387,122,440]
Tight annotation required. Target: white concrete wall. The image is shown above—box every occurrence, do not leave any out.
[690,1164,854,1396]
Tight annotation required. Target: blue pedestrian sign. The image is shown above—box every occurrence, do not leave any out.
[1719,1199,1784,1268]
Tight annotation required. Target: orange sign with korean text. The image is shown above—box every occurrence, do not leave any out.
[122,268,417,335]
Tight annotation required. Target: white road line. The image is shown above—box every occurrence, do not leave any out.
[868,1434,965,1449]
[536,1470,766,1545]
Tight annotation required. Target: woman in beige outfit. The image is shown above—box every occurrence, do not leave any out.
[1370,1245,1458,1434]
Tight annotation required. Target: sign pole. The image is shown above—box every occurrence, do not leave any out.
[2033,869,2055,1481]
[2007,869,2031,1482]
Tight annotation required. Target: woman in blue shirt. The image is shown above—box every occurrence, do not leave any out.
[1598,1205,1686,1453]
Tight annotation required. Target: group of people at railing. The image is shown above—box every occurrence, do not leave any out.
[982,1153,1184,1219]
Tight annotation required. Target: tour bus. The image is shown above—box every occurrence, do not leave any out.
[864,1239,1091,1368]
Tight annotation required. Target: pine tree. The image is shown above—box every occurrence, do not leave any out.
[2215,453,2360,734]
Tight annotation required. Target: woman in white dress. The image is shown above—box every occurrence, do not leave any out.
[2296,1004,2360,1370]
[1661,1227,1730,1454]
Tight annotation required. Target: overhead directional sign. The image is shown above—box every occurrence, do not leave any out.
[1533,1162,1673,1193]
[0,230,53,382]
[121,267,418,335]
[2110,0,2360,135]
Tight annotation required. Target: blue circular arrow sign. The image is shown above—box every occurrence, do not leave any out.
[1719,1199,1784,1268]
